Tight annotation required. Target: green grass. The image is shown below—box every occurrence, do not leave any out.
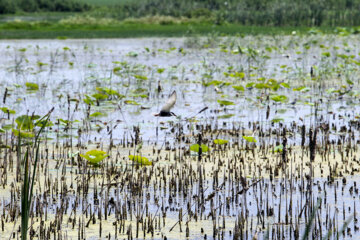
[0,23,333,39]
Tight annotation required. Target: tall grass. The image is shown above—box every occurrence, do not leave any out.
[20,108,53,240]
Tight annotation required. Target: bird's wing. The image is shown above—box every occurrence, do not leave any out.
[160,91,176,112]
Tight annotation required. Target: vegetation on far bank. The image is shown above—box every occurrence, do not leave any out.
[0,21,339,39]
[1,0,360,38]
[1,14,360,39]
[2,0,360,26]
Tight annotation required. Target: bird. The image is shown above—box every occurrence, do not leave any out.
[154,91,177,117]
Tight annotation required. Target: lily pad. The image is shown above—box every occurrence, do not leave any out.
[243,136,257,143]
[270,95,288,103]
[90,112,107,118]
[271,117,284,123]
[190,144,209,153]
[218,114,235,119]
[92,93,108,101]
[232,85,245,92]
[12,129,35,138]
[217,100,235,106]
[2,124,13,130]
[15,115,40,130]
[0,107,15,114]
[274,144,284,153]
[214,139,229,145]
[129,155,152,166]
[124,100,140,105]
[80,150,108,164]
[25,82,39,91]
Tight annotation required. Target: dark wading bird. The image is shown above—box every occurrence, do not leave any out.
[154,91,177,117]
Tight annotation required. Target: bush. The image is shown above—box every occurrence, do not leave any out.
[0,0,16,14]
[0,0,90,13]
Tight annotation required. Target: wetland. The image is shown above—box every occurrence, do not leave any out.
[1,34,360,239]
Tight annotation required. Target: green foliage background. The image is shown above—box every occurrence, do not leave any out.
[0,0,90,14]
[1,0,360,27]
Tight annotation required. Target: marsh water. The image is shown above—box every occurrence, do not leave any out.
[1,35,360,239]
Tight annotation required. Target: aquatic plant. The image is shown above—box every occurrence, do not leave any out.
[190,143,209,153]
[80,149,109,165]
[20,109,53,240]
[129,155,152,165]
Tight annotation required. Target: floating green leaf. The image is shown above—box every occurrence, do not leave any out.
[280,82,290,88]
[92,93,108,101]
[232,85,245,92]
[347,79,354,85]
[129,155,152,166]
[96,87,124,98]
[235,72,245,78]
[113,66,122,73]
[157,68,165,73]
[134,75,147,80]
[293,86,309,92]
[270,95,288,103]
[327,88,339,94]
[246,82,255,88]
[274,144,284,153]
[37,61,48,67]
[90,112,107,118]
[271,117,284,123]
[35,119,53,128]
[84,95,94,105]
[243,136,257,143]
[218,114,235,119]
[190,144,209,153]
[322,52,331,57]
[2,124,13,130]
[127,51,138,57]
[0,107,15,114]
[15,115,40,130]
[131,94,148,98]
[80,150,108,164]
[131,88,147,94]
[204,80,224,87]
[124,100,140,105]
[255,83,270,89]
[217,100,235,106]
[214,139,229,145]
[12,129,35,138]
[25,82,39,91]
[58,118,71,125]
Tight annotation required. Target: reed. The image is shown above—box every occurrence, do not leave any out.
[20,108,53,240]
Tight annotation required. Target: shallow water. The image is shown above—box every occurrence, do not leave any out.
[1,36,360,239]
[1,37,358,143]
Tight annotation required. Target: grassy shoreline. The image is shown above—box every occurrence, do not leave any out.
[0,23,334,39]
